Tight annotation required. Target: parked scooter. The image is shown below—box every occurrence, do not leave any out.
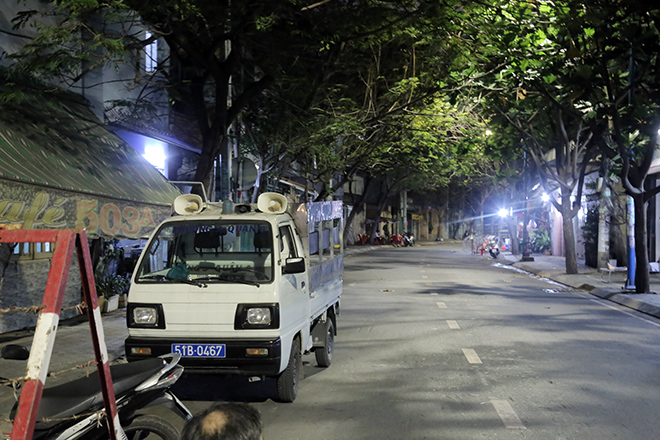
[487,236,501,258]
[402,232,415,247]
[1,344,192,440]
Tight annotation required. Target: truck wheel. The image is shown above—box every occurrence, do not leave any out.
[275,337,302,402]
[315,318,334,368]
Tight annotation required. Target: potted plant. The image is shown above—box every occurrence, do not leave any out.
[531,229,552,254]
[96,274,129,312]
[94,242,130,312]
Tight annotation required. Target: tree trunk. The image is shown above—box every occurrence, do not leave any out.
[505,216,520,256]
[193,132,226,199]
[597,187,611,269]
[368,186,390,244]
[342,177,372,244]
[633,192,650,293]
[560,194,578,274]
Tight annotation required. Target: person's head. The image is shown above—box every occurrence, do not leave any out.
[181,402,263,440]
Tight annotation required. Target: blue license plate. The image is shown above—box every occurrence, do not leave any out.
[172,343,226,358]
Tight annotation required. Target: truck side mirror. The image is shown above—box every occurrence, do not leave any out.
[283,257,306,274]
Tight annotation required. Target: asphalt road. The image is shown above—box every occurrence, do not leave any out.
[3,243,660,439]
[175,244,660,439]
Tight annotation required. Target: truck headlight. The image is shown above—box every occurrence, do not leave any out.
[247,308,271,325]
[134,307,158,325]
[127,303,166,329]
[235,303,280,329]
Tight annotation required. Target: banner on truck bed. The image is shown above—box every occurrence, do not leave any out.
[307,201,343,223]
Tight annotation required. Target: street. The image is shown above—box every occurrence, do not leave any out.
[175,243,660,439]
[3,243,660,439]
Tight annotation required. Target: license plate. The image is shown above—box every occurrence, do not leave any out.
[172,343,226,358]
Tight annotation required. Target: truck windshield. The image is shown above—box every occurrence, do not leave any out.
[136,221,274,285]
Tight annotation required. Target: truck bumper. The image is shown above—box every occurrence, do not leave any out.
[125,336,282,376]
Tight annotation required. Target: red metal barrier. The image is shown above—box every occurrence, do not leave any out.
[0,228,120,440]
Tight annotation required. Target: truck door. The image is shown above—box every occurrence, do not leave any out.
[278,223,309,335]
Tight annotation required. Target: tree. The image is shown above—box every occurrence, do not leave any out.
[238,1,474,203]
[5,0,467,200]
[458,0,619,274]
[567,0,660,292]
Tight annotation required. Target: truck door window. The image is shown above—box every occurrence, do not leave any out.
[279,225,298,262]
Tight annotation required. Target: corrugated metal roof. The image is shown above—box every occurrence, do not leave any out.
[0,71,180,206]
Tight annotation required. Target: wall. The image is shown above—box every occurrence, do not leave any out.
[0,247,82,333]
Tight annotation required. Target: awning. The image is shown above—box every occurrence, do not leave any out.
[0,70,180,239]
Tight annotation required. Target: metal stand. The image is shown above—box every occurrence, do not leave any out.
[0,229,121,440]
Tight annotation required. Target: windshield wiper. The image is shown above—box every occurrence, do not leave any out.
[196,275,260,288]
[140,274,207,288]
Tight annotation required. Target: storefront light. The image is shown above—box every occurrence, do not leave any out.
[143,143,166,171]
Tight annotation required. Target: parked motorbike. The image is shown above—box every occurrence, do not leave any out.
[1,344,192,440]
[402,232,415,247]
[487,236,501,258]
[390,234,403,247]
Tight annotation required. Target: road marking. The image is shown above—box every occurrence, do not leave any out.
[590,299,660,328]
[462,348,482,364]
[426,282,433,286]
[436,302,447,309]
[447,320,460,329]
[491,399,526,429]
[422,275,429,279]
[430,292,438,296]
[420,269,426,273]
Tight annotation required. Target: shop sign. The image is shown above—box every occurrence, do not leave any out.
[0,181,171,239]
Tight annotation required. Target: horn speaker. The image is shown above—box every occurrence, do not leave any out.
[257,192,288,214]
[173,194,205,215]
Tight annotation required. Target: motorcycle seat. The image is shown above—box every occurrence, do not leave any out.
[14,357,166,431]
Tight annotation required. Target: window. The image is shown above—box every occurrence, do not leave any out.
[279,225,298,261]
[12,242,55,260]
[145,31,158,73]
[135,220,274,284]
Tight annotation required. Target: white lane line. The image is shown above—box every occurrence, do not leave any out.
[436,302,447,309]
[462,348,482,364]
[447,320,460,329]
[430,292,439,296]
[422,275,429,279]
[491,399,526,429]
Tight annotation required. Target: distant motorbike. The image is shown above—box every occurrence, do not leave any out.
[402,232,415,247]
[1,344,192,440]
[487,236,501,258]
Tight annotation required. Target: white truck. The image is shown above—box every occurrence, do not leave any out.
[124,192,343,402]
